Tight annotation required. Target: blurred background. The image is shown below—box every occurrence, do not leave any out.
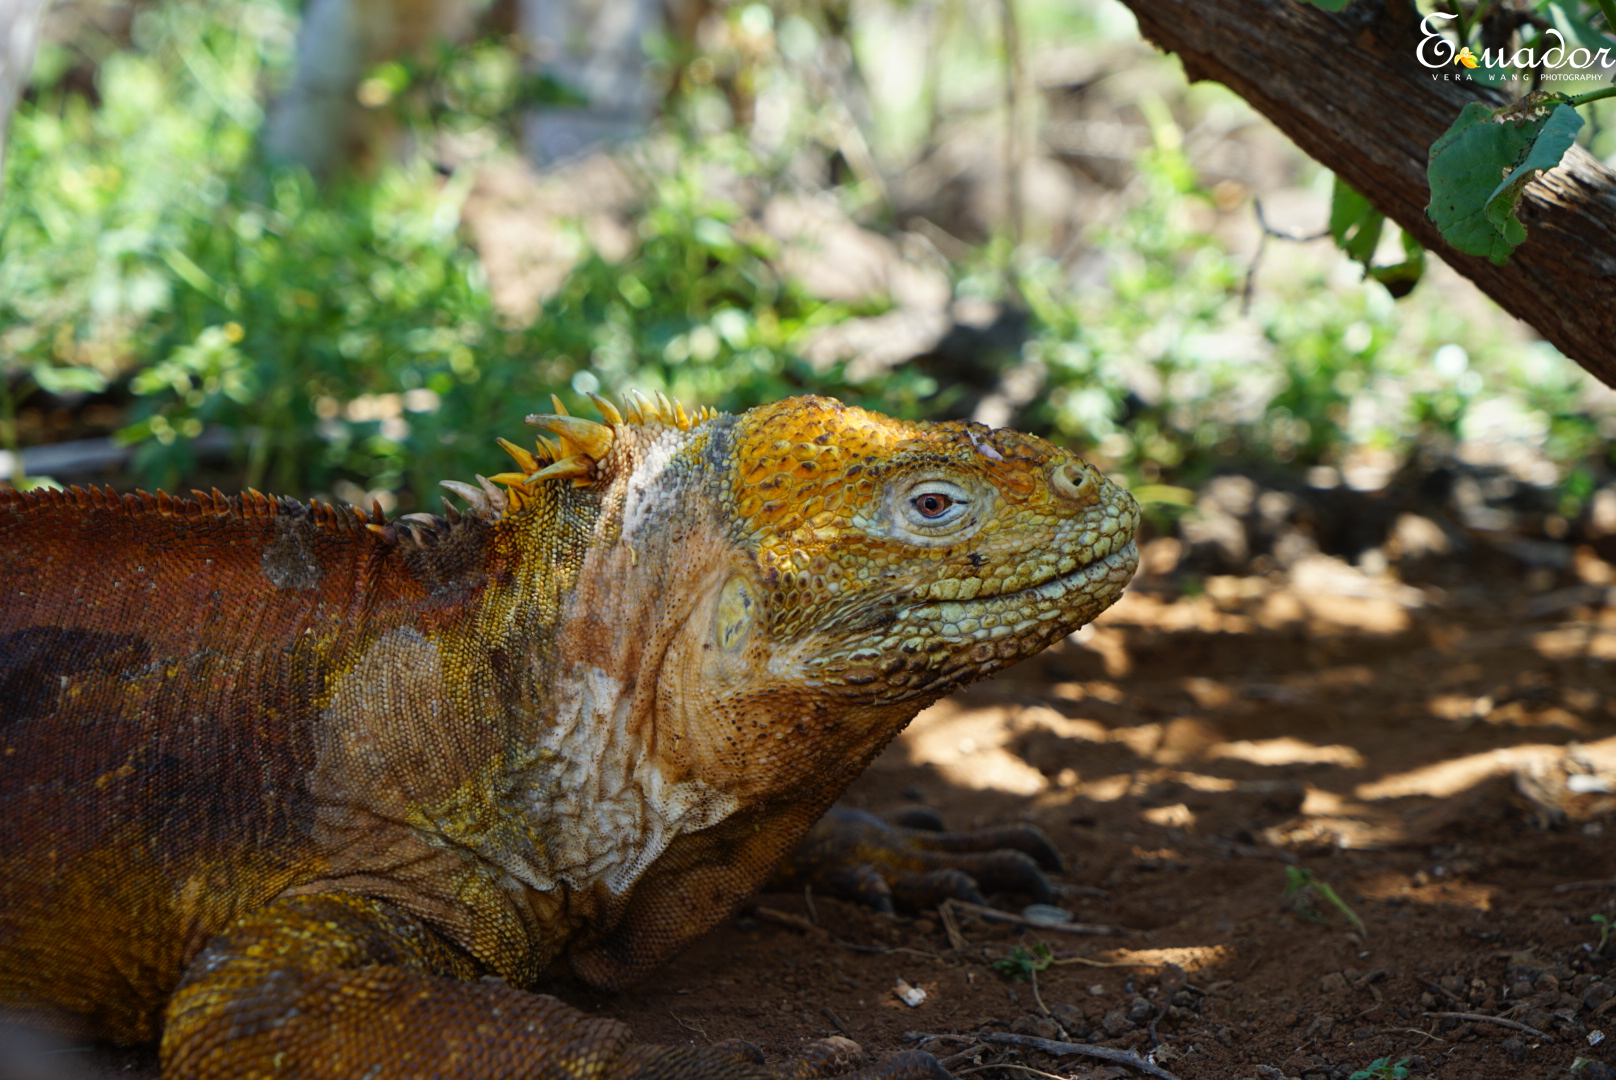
[5,0,1616,593]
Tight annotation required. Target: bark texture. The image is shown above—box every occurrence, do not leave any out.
[1118,0,1616,382]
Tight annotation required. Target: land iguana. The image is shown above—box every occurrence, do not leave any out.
[0,392,1139,1078]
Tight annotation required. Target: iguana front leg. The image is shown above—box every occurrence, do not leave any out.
[162,893,949,1080]
[774,807,1065,912]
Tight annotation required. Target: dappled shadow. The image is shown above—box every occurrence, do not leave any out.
[708,559,1616,1078]
[36,562,1616,1080]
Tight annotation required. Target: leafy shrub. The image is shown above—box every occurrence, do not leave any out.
[4,0,1609,513]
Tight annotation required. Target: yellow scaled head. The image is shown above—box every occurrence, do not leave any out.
[712,395,1139,701]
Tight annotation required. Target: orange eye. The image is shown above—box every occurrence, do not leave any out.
[912,493,953,518]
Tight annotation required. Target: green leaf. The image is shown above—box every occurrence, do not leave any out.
[1367,232,1426,299]
[1487,103,1583,233]
[1283,867,1368,938]
[31,363,109,395]
[114,419,155,447]
[991,944,1054,981]
[1545,1,1614,53]
[1426,100,1582,265]
[1329,178,1425,297]
[1295,0,1354,9]
[160,246,222,300]
[1329,178,1384,265]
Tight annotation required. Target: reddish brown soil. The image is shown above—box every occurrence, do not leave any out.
[31,559,1616,1080]
[586,565,1616,1080]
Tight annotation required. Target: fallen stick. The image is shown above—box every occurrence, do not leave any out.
[943,899,1128,936]
[1423,1011,1555,1042]
[909,1031,1184,1080]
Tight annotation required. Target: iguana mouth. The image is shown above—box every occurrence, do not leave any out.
[1013,539,1138,606]
[816,540,1138,695]
[917,539,1139,638]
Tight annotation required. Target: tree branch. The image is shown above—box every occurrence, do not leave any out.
[1118,0,1616,382]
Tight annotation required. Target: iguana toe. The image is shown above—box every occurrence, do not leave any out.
[774,807,1063,911]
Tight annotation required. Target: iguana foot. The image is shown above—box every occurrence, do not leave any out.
[773,806,1064,914]
[162,892,954,1080]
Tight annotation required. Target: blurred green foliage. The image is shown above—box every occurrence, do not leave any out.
[0,0,927,503]
[1023,120,1609,501]
[2,0,1610,512]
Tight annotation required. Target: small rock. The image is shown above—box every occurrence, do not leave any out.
[893,978,926,1008]
[1500,1035,1528,1061]
[1101,1008,1132,1037]
[1319,972,1348,994]
[1022,903,1074,925]
[1584,982,1613,1012]
[1126,997,1154,1025]
[1050,1002,1088,1037]
[1010,1013,1061,1039]
[1303,1015,1335,1039]
[1088,983,1107,997]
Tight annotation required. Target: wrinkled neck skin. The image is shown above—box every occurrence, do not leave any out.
[450,418,925,988]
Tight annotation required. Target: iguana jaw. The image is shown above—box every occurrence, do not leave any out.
[781,552,1128,703]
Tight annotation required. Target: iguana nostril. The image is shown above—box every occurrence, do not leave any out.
[1052,461,1097,505]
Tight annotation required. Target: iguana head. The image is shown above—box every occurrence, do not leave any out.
[470,391,1137,725]
[449,391,1136,984]
[715,395,1138,701]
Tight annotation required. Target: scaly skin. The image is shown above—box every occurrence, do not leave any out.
[0,393,1138,1078]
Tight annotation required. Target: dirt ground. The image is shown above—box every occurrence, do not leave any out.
[19,534,1616,1080]
[576,552,1616,1080]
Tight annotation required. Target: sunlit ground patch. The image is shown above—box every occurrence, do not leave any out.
[1355,741,1601,800]
[1096,945,1235,972]
[1210,737,1366,768]
[901,699,1049,796]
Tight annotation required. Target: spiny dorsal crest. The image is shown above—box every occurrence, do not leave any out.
[440,389,719,521]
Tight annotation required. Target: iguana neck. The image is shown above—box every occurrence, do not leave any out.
[412,422,742,957]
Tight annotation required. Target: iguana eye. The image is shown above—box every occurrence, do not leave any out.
[899,481,970,530]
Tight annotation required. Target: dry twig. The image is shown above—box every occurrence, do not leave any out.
[944,899,1126,936]
[1423,1011,1554,1042]
[911,1031,1185,1080]
[938,900,971,951]
[755,907,827,937]
[1417,977,1465,1006]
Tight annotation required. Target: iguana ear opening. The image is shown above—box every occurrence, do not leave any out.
[713,575,758,652]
